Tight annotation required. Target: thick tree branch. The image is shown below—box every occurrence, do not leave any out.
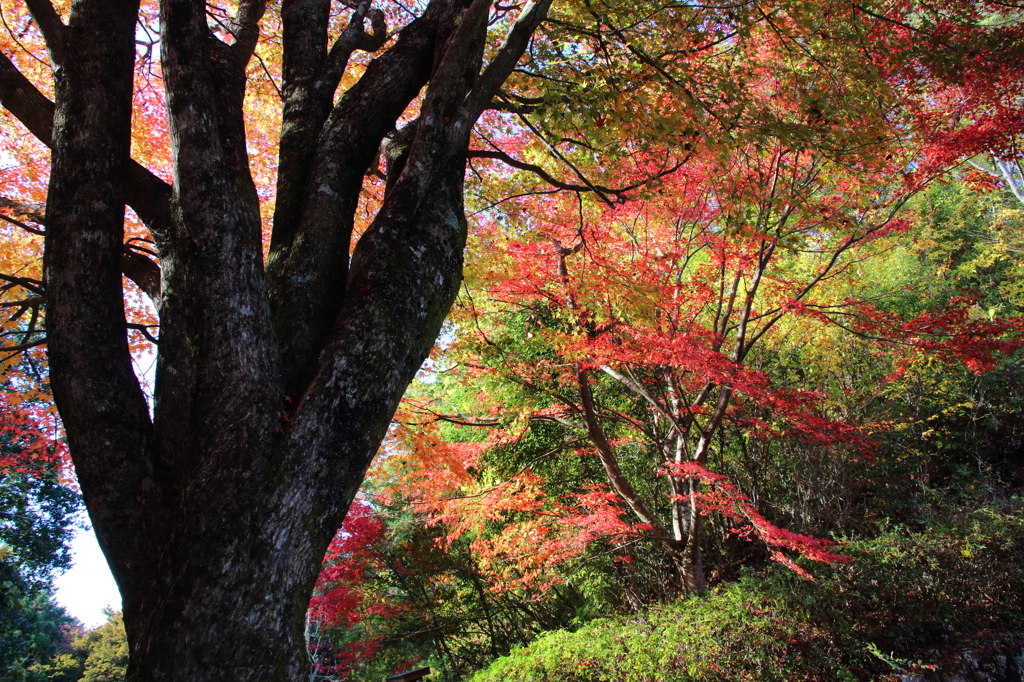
[0,52,174,243]
[24,0,67,65]
[121,245,161,303]
[268,0,473,393]
[155,0,281,499]
[270,0,337,263]
[44,0,159,614]
[275,2,497,597]
[460,0,552,123]
[230,0,267,64]
[269,0,394,272]
[279,148,476,678]
[279,0,331,98]
[0,51,56,145]
[320,4,388,89]
[395,0,492,182]
[123,165,174,245]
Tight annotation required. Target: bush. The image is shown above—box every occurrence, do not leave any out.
[469,502,1024,682]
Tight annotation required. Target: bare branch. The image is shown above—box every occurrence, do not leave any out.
[252,49,283,99]
[0,211,44,235]
[421,409,587,431]
[469,147,684,200]
[0,296,43,309]
[472,147,616,198]
[599,364,686,438]
[0,274,44,295]
[0,337,46,356]
[485,97,538,114]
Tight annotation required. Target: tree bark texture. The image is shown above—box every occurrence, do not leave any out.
[1,0,551,679]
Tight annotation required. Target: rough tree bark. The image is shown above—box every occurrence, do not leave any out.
[0,0,550,679]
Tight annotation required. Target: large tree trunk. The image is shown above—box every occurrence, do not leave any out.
[1,0,550,679]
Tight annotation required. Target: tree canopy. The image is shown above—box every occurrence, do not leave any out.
[0,0,1023,680]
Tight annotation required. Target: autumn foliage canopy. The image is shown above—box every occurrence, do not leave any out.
[1,0,1024,678]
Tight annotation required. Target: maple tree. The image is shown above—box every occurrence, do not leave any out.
[382,0,1024,598]
[391,150,1021,598]
[305,500,398,681]
[0,0,1022,678]
[304,487,603,680]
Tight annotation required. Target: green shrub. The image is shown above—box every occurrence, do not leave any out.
[469,502,1024,682]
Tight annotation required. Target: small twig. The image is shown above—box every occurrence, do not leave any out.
[126,323,159,345]
[0,213,44,235]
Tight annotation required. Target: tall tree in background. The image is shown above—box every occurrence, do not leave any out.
[0,0,550,679]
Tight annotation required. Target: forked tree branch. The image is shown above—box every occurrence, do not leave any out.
[319,3,388,97]
[599,364,688,439]
[0,274,44,295]
[460,0,553,123]
[126,323,159,345]
[268,0,466,392]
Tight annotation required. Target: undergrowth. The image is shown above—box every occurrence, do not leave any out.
[468,501,1024,682]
